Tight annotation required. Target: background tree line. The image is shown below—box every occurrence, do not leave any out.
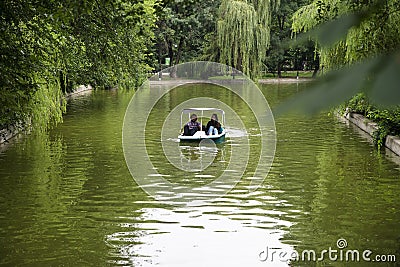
[1,0,398,133]
[152,0,318,78]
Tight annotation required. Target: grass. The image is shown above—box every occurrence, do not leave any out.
[148,70,314,80]
[260,70,314,79]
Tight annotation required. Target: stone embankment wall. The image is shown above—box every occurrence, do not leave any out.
[344,112,400,156]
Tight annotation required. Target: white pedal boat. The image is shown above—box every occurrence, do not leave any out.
[178,108,226,143]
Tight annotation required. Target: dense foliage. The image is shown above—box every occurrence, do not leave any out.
[282,0,400,148]
[3,0,398,137]
[150,0,322,79]
[216,0,279,78]
[152,0,220,75]
[0,0,156,130]
[292,0,400,70]
[345,93,400,149]
[265,0,319,77]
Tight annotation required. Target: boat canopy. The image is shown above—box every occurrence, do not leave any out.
[180,108,225,127]
[181,108,225,114]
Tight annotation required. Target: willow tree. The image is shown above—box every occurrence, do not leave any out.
[217,0,279,78]
[291,0,400,70]
[279,0,400,117]
[0,0,156,130]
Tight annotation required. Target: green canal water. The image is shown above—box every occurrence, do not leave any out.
[0,83,399,266]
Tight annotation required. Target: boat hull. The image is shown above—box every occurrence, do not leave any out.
[178,130,226,144]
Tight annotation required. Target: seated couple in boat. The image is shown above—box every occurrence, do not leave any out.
[183,114,222,136]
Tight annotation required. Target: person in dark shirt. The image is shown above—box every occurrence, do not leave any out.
[183,114,201,136]
[206,114,221,135]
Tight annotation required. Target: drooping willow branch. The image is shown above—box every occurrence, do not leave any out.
[217,0,278,78]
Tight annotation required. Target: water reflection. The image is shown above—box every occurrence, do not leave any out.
[125,81,271,204]
[106,198,294,267]
[1,85,399,266]
[178,142,220,171]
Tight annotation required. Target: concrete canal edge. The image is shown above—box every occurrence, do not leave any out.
[258,77,313,84]
[66,85,93,98]
[385,135,400,157]
[0,85,93,146]
[342,112,400,156]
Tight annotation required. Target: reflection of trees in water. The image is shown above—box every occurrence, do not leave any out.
[270,113,400,262]
[162,142,230,187]
[180,145,201,161]
[179,143,226,168]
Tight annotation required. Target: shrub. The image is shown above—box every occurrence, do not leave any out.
[345,93,400,149]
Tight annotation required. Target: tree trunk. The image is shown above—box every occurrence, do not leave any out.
[170,65,177,78]
[312,64,319,78]
[237,50,243,72]
[174,38,184,66]
[277,63,282,78]
[167,40,174,67]
[59,71,66,93]
[170,42,183,78]
[167,40,176,78]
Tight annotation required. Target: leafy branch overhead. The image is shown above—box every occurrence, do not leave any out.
[0,0,156,129]
[153,0,219,73]
[277,0,400,115]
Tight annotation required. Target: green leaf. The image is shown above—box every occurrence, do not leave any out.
[292,13,359,48]
[369,53,400,107]
[274,57,380,116]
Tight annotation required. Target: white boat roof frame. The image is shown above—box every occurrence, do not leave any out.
[180,108,226,128]
[181,108,225,113]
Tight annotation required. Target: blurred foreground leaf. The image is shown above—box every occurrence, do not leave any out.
[275,54,400,116]
[292,14,359,48]
[276,0,400,116]
[290,0,387,49]
[369,53,400,107]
